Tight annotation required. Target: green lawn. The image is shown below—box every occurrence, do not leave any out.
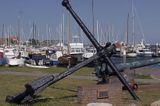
[0,66,67,73]
[123,86,160,106]
[0,66,159,106]
[0,66,95,106]
[0,66,94,76]
[0,74,95,106]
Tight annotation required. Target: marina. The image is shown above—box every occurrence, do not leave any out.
[0,44,159,67]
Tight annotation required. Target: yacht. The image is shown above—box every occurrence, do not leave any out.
[136,48,153,57]
[69,43,85,62]
[82,47,96,59]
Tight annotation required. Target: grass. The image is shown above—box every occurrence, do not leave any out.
[0,66,67,73]
[138,90,160,106]
[0,66,94,76]
[0,75,34,106]
[73,67,94,76]
[0,66,159,106]
[123,85,160,106]
[0,74,95,106]
[135,74,152,79]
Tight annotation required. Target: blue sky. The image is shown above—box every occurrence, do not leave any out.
[0,0,160,44]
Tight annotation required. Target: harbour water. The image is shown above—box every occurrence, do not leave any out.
[111,56,160,69]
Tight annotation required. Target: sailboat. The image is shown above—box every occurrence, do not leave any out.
[8,57,25,66]
[5,14,26,66]
[126,13,137,58]
[5,47,25,66]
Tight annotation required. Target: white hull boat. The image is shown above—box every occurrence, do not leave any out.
[25,63,49,68]
[126,52,137,58]
[7,58,25,66]
[136,49,154,57]
[82,52,94,59]
[4,48,16,59]
[82,47,96,59]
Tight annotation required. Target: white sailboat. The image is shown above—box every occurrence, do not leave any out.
[5,13,26,66]
[8,57,25,66]
[5,48,25,66]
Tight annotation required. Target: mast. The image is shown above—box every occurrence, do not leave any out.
[107,25,110,42]
[8,25,11,46]
[78,26,81,42]
[111,24,114,43]
[69,13,71,44]
[67,13,71,54]
[131,0,135,46]
[49,26,51,46]
[92,0,95,36]
[2,24,5,45]
[100,27,103,45]
[96,20,99,43]
[32,22,36,46]
[17,14,20,45]
[126,13,129,46]
[62,13,65,44]
[60,23,63,54]
[33,23,35,40]
[46,24,48,46]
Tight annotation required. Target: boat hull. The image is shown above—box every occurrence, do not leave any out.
[58,55,77,66]
[0,58,7,65]
[25,63,49,68]
[7,58,25,66]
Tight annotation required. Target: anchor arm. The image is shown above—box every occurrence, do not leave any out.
[6,54,99,104]
[62,0,140,101]
[103,54,140,100]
